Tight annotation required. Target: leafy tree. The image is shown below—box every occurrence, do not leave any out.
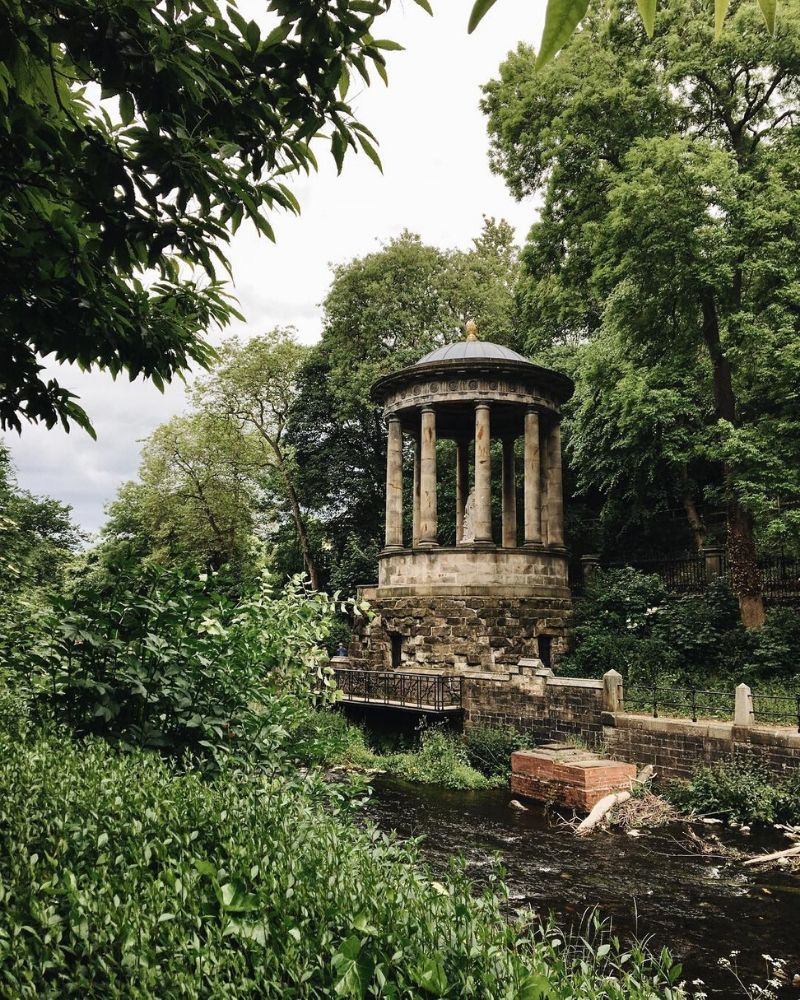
[288,222,522,591]
[101,411,265,576]
[196,329,320,587]
[0,442,81,592]
[483,0,800,625]
[468,0,780,68]
[0,0,424,435]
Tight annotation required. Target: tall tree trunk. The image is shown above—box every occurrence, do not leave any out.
[701,292,764,627]
[285,477,320,591]
[680,466,706,551]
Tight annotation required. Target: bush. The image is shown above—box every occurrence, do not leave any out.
[5,563,362,761]
[288,708,378,770]
[665,759,800,826]
[0,728,686,999]
[384,728,497,790]
[463,724,526,779]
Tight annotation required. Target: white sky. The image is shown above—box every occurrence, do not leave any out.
[6,0,546,535]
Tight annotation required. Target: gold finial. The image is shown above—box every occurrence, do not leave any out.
[465,319,478,342]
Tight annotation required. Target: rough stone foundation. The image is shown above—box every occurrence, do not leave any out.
[349,593,571,673]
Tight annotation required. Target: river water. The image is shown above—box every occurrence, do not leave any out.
[367,778,800,998]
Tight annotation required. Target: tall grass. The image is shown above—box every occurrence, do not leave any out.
[0,719,689,998]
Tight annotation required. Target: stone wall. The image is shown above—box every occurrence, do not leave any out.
[456,667,800,784]
[603,712,800,782]
[461,670,605,746]
[350,594,570,673]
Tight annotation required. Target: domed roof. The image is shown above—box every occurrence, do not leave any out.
[415,340,529,366]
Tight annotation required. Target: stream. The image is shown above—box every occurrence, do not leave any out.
[367,777,800,998]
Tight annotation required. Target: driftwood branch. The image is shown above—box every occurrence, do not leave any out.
[742,844,800,867]
[575,765,656,837]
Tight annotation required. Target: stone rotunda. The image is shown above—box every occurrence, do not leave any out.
[349,322,574,674]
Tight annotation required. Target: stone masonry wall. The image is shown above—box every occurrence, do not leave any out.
[349,594,570,674]
[603,713,800,782]
[458,669,800,783]
[461,672,605,747]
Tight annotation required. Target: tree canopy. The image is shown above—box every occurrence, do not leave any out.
[0,0,426,436]
[483,0,800,624]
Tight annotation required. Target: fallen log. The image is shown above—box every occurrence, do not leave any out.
[742,844,800,867]
[576,791,631,836]
[575,765,655,837]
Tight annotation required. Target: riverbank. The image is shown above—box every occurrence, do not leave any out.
[366,776,800,998]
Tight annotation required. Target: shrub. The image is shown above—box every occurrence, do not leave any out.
[665,759,800,826]
[288,708,378,770]
[11,564,357,760]
[463,724,526,778]
[0,728,686,999]
[384,728,496,790]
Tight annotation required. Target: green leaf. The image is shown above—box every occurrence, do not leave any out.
[369,39,404,51]
[412,0,433,13]
[119,92,134,126]
[635,0,657,37]
[412,956,448,997]
[356,133,382,173]
[468,0,499,34]
[518,974,554,1000]
[339,65,350,100]
[264,22,292,46]
[331,132,347,175]
[756,0,776,33]
[714,0,730,38]
[537,0,590,67]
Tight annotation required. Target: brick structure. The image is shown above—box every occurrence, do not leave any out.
[350,322,574,673]
[511,745,637,810]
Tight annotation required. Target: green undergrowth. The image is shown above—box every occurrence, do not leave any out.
[0,717,689,998]
[290,711,528,791]
[664,759,800,826]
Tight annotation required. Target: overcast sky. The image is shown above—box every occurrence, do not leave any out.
[6,0,546,535]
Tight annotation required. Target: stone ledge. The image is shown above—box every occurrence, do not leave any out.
[608,712,800,749]
[546,676,603,690]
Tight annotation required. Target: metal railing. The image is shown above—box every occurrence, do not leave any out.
[622,682,800,732]
[751,691,800,731]
[623,684,735,722]
[332,668,462,713]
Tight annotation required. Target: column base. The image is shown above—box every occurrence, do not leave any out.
[415,540,440,549]
[523,541,546,551]
[471,539,496,548]
[381,545,405,554]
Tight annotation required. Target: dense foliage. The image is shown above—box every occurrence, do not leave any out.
[483,0,800,624]
[0,0,424,433]
[2,557,360,759]
[666,760,800,825]
[0,711,689,999]
[563,568,800,689]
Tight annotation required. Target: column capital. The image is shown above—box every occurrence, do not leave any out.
[420,403,436,414]
[474,400,491,410]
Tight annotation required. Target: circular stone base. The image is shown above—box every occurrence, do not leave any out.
[349,592,571,674]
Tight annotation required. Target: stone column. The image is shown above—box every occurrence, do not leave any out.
[523,407,542,546]
[544,419,565,548]
[418,405,438,547]
[412,435,421,547]
[384,416,403,549]
[474,402,493,545]
[455,438,469,544]
[501,438,517,548]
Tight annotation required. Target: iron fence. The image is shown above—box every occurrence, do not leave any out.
[751,691,800,732]
[593,553,799,599]
[332,668,462,712]
[623,684,735,722]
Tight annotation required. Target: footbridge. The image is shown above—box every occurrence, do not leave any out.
[332,667,462,714]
